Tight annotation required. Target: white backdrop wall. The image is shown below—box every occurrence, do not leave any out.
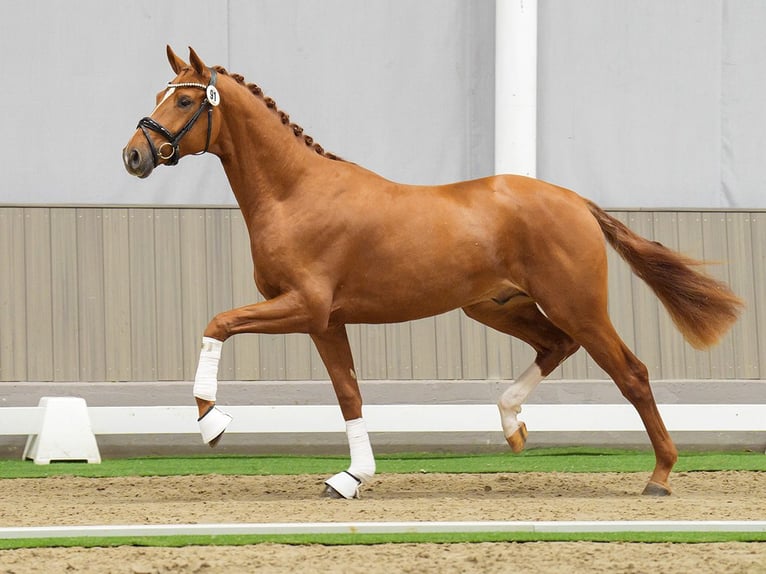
[0,0,493,205]
[0,1,763,207]
[538,0,766,208]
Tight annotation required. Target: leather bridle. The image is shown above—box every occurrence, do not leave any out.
[136,68,220,167]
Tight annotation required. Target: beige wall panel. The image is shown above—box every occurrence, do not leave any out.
[435,311,463,378]
[283,333,311,380]
[23,208,53,381]
[359,324,388,380]
[50,208,79,381]
[751,213,766,379]
[153,209,184,380]
[179,209,209,380]
[385,323,413,380]
[309,344,329,380]
[284,333,313,381]
[460,312,488,379]
[409,317,438,380]
[258,332,287,380]
[76,209,106,381]
[0,208,27,381]
[128,209,158,380]
[102,209,132,381]
[558,347,589,380]
[485,327,513,381]
[725,213,760,378]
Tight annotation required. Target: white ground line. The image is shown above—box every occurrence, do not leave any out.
[1,520,765,539]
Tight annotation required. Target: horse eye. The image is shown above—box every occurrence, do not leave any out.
[178,96,193,109]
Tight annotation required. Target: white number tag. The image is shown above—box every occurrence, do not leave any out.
[206,85,220,106]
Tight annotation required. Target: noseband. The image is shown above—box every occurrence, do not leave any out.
[137,68,220,167]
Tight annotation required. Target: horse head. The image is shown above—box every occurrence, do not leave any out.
[123,46,222,178]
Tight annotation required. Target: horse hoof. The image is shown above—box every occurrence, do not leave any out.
[207,430,225,448]
[323,471,361,499]
[642,481,672,496]
[506,422,528,453]
[322,484,345,499]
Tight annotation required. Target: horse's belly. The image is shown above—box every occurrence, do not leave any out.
[329,272,517,325]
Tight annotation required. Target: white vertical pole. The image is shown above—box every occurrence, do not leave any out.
[495,0,538,177]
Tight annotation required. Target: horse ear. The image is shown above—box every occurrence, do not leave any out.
[188,47,207,75]
[166,45,187,74]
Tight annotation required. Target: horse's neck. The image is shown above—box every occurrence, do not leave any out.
[215,95,319,219]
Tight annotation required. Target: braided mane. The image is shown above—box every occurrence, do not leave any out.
[213,66,344,162]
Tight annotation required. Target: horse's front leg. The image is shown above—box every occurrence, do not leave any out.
[311,325,375,499]
[193,291,325,446]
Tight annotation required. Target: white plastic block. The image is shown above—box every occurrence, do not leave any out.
[22,397,101,464]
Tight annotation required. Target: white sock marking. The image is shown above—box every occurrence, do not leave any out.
[498,363,544,437]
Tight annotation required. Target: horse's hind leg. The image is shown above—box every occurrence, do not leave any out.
[540,294,678,495]
[463,299,580,452]
[575,323,677,495]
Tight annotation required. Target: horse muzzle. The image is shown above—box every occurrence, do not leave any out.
[122,141,155,179]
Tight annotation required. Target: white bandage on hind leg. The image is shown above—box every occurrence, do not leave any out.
[345,417,376,483]
[193,337,223,402]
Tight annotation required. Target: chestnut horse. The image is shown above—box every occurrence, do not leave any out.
[123,47,742,499]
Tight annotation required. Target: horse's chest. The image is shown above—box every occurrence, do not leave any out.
[248,240,300,299]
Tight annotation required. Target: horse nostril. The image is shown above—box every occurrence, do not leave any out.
[129,148,142,169]
[123,144,154,178]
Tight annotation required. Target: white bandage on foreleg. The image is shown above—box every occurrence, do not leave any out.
[193,337,223,402]
[498,363,544,437]
[345,417,376,483]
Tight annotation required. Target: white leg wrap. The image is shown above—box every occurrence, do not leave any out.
[346,418,376,482]
[498,363,544,439]
[193,337,223,402]
[325,417,376,499]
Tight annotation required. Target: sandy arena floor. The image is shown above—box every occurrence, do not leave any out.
[1,471,764,573]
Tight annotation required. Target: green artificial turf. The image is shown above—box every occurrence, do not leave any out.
[2,530,766,550]
[1,447,764,479]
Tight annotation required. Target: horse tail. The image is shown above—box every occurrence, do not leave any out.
[585,200,744,349]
